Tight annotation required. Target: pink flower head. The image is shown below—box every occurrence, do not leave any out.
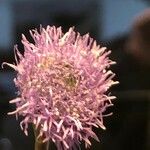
[3,26,118,149]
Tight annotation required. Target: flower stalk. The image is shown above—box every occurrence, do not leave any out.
[34,140,49,150]
[33,125,49,150]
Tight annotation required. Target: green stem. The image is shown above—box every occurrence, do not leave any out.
[33,125,50,150]
[34,140,49,150]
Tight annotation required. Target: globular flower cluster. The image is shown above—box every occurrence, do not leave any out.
[4,26,118,150]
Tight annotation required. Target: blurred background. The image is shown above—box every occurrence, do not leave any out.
[0,0,150,150]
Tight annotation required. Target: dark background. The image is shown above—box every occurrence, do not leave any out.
[0,0,150,150]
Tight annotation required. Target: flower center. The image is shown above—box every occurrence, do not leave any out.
[19,54,83,118]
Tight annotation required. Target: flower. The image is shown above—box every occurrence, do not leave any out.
[3,26,118,150]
